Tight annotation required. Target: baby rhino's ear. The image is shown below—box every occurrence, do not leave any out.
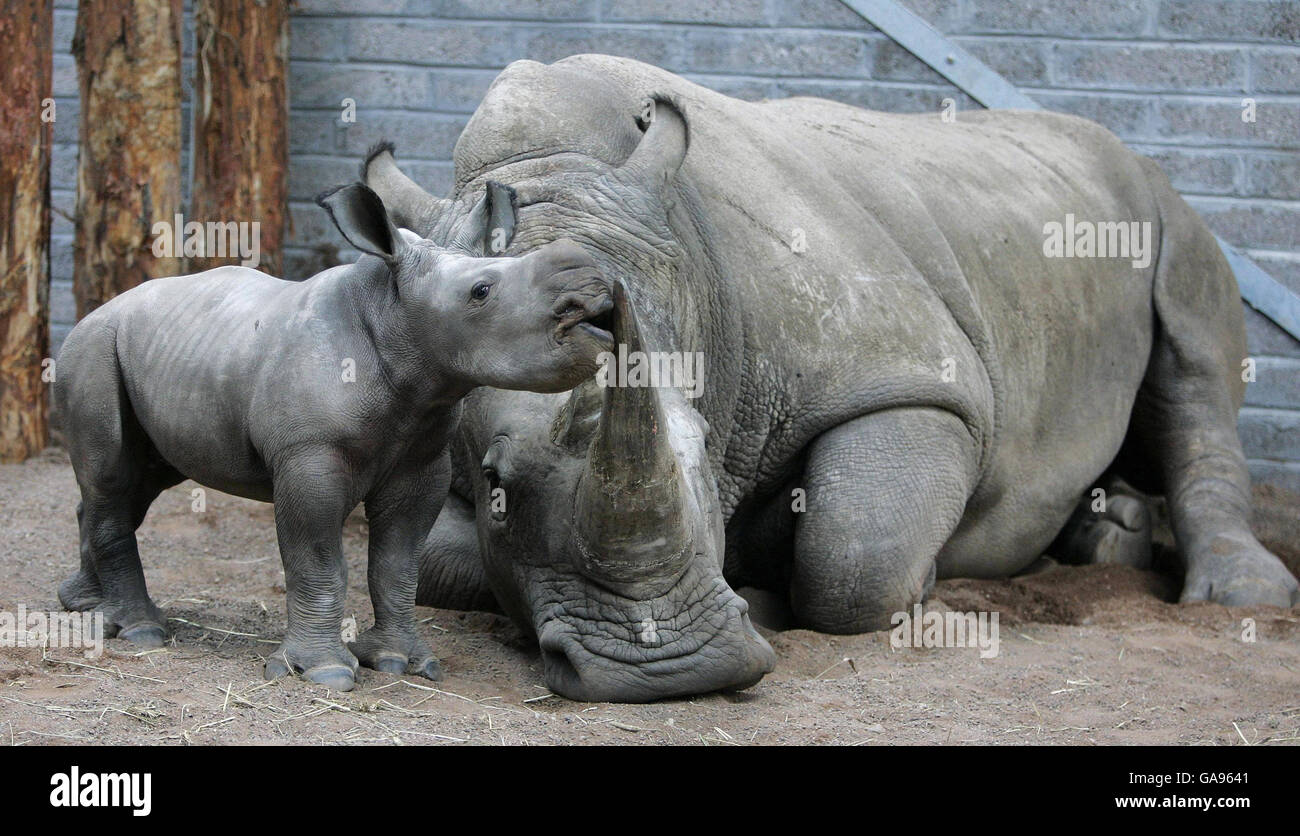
[316,182,409,265]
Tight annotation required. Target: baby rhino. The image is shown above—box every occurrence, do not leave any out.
[54,182,615,690]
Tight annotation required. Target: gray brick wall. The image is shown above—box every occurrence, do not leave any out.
[45,0,1300,490]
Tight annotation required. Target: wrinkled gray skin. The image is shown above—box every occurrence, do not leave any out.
[368,55,1299,702]
[54,182,614,691]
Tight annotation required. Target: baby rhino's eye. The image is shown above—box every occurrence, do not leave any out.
[471,281,492,301]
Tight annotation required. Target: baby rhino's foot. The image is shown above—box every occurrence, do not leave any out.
[59,570,166,646]
[265,641,360,691]
[350,626,442,681]
[100,600,167,648]
[58,570,104,612]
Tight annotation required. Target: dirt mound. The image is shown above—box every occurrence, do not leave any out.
[936,563,1179,627]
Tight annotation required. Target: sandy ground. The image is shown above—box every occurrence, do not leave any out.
[1,446,1298,746]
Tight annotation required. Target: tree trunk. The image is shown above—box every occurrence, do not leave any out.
[0,1,53,462]
[191,0,290,276]
[72,0,183,319]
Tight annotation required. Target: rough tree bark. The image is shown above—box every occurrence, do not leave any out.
[191,0,289,276]
[72,0,183,319]
[0,1,53,462]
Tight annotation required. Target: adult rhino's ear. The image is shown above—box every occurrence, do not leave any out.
[614,95,689,192]
[361,141,449,236]
[317,182,409,266]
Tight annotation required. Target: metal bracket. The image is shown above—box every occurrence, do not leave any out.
[838,0,1300,342]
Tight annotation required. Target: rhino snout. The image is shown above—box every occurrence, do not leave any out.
[535,583,777,703]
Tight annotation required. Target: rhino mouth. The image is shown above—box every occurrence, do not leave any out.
[557,294,616,349]
[533,570,777,703]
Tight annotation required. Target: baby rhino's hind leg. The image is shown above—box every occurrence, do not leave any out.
[58,501,105,611]
[59,328,180,646]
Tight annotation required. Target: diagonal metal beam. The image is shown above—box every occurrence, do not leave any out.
[838,0,1300,342]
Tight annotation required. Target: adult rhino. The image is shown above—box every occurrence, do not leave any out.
[364,55,1298,702]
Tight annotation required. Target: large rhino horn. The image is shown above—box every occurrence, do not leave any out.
[573,282,691,583]
[361,141,448,235]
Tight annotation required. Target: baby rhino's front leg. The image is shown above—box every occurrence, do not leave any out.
[264,456,361,690]
[348,459,449,681]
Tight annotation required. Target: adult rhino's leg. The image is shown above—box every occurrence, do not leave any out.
[790,407,980,633]
[264,454,359,690]
[415,490,500,613]
[348,455,449,681]
[1127,176,1298,607]
[1049,479,1153,569]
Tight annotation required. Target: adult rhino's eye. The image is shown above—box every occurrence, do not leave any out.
[471,281,492,301]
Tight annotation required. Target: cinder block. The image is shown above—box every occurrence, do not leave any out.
[290,112,341,155]
[352,20,519,66]
[428,0,596,19]
[292,64,432,109]
[291,18,351,61]
[1244,152,1300,198]
[1186,197,1300,251]
[287,199,347,248]
[432,69,500,113]
[682,73,774,101]
[50,189,75,237]
[602,0,768,26]
[288,156,360,201]
[954,37,1049,86]
[1253,48,1300,93]
[50,279,76,327]
[50,98,78,145]
[336,111,468,158]
[872,38,947,84]
[685,29,871,77]
[966,0,1153,37]
[1052,44,1247,93]
[1032,91,1154,141]
[522,25,685,69]
[1239,406,1300,460]
[53,7,76,53]
[1154,98,1300,147]
[1132,145,1240,195]
[294,0,436,15]
[772,0,878,29]
[48,143,78,194]
[50,238,74,284]
[1159,0,1300,43]
[52,54,77,98]
[1245,356,1300,408]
